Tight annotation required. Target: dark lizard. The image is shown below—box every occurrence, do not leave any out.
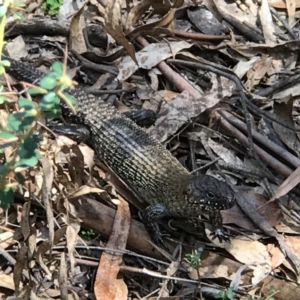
[3,55,236,246]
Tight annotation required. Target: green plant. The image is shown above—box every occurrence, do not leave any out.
[0,61,76,207]
[214,287,236,300]
[0,0,77,208]
[0,59,77,207]
[185,248,204,299]
[80,229,96,240]
[41,0,63,16]
[185,247,203,268]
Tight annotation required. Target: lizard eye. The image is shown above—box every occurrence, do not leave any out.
[206,192,215,199]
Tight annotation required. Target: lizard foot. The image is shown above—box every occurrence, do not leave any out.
[151,231,169,250]
[210,228,231,243]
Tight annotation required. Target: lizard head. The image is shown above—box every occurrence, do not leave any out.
[184,175,235,211]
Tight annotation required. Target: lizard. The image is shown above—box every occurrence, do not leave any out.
[2,55,236,246]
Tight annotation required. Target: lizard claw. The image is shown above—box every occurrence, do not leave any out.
[210,228,231,243]
[152,231,169,250]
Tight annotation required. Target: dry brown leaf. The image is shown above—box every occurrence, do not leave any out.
[67,185,107,199]
[0,272,17,291]
[69,144,86,188]
[219,239,272,285]
[270,166,300,201]
[232,56,260,79]
[0,231,15,249]
[213,0,257,25]
[59,252,68,300]
[158,261,179,298]
[273,97,300,155]
[104,0,137,64]
[117,40,192,81]
[20,202,30,241]
[27,227,37,260]
[267,244,286,269]
[188,250,242,280]
[207,138,244,168]
[125,0,156,32]
[13,243,28,295]
[36,227,67,278]
[269,0,300,8]
[286,0,296,25]
[40,157,55,248]
[66,223,80,276]
[89,0,105,15]
[149,75,223,142]
[244,55,272,91]
[5,35,28,59]
[129,8,175,38]
[221,192,282,229]
[69,3,87,54]
[94,198,130,300]
[259,0,276,45]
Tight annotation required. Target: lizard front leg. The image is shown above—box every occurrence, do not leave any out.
[142,204,168,248]
[208,210,230,242]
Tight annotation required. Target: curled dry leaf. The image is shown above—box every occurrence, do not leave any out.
[69,3,88,54]
[67,185,108,199]
[270,166,300,201]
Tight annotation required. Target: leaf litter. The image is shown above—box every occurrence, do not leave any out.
[2,0,300,299]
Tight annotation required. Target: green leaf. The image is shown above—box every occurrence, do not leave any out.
[0,187,15,209]
[0,131,17,149]
[7,113,23,131]
[0,163,8,175]
[214,291,223,299]
[17,135,40,157]
[8,110,36,131]
[0,65,5,74]
[0,5,8,17]
[0,95,9,104]
[16,135,40,167]
[64,92,77,106]
[39,76,57,90]
[18,98,35,109]
[15,155,39,168]
[15,172,25,184]
[42,91,60,104]
[0,131,15,139]
[51,61,63,75]
[225,288,236,300]
[12,11,24,20]
[28,87,45,95]
[1,60,11,67]
[43,107,62,119]
[14,1,26,7]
